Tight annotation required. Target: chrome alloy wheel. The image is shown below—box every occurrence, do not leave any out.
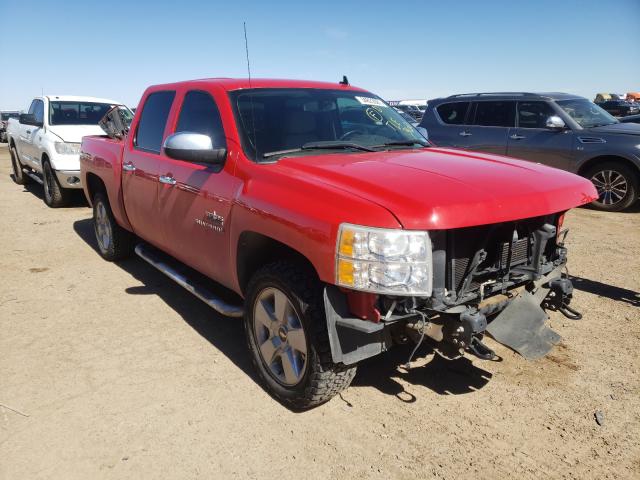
[94,201,113,254]
[252,287,308,386]
[591,169,628,206]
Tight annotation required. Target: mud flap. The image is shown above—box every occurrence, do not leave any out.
[485,290,561,360]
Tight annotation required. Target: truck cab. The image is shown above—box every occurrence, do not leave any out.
[7,95,124,207]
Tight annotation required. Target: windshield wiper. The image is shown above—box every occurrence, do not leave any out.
[373,140,429,148]
[263,141,375,158]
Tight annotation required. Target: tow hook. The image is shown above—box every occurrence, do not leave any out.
[543,277,583,320]
[442,310,487,348]
[469,336,496,360]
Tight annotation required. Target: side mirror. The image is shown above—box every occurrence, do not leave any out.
[19,113,43,127]
[546,115,566,130]
[163,132,226,164]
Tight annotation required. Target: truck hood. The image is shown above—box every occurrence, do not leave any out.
[48,125,106,143]
[587,122,640,135]
[275,148,597,230]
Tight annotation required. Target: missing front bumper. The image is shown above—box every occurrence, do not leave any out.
[324,265,578,365]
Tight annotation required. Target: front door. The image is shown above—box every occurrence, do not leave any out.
[156,89,241,287]
[121,90,176,247]
[507,101,574,170]
[19,99,44,168]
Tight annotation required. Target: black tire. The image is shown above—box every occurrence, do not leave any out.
[244,261,357,410]
[92,192,135,261]
[42,159,70,208]
[585,162,638,212]
[10,144,29,185]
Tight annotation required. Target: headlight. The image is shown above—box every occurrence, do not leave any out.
[336,223,432,296]
[54,142,81,155]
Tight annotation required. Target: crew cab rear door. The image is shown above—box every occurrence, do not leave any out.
[463,100,515,155]
[155,89,241,288]
[121,90,176,246]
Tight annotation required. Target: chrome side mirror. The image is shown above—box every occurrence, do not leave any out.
[163,132,226,164]
[546,115,566,130]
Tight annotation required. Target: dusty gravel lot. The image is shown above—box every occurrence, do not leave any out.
[0,143,639,480]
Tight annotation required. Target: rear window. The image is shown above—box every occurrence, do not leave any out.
[49,101,114,126]
[472,101,515,127]
[436,102,469,125]
[134,91,176,153]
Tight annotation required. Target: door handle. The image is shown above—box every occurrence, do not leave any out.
[459,131,472,137]
[510,134,526,140]
[159,175,177,185]
[122,162,136,172]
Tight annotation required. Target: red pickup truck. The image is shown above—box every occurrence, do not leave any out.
[80,78,597,409]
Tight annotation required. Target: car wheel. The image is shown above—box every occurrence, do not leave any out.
[93,192,135,261]
[586,162,638,212]
[42,160,70,208]
[9,144,29,185]
[244,261,357,410]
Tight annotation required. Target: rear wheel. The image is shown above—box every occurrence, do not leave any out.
[586,162,638,211]
[10,144,29,185]
[93,192,135,261]
[42,160,70,208]
[244,261,357,410]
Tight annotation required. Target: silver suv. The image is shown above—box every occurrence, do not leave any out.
[420,92,640,211]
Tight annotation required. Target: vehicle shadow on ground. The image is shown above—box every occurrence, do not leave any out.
[351,343,493,400]
[571,275,639,308]
[73,217,494,407]
[12,174,89,207]
[72,218,257,382]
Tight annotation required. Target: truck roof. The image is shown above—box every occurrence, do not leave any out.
[44,95,123,104]
[144,78,369,93]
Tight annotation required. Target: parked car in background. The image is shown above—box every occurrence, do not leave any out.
[394,108,420,127]
[596,99,639,117]
[421,92,640,211]
[627,92,640,103]
[0,111,20,143]
[620,113,640,124]
[6,95,124,207]
[393,104,423,120]
[80,78,594,409]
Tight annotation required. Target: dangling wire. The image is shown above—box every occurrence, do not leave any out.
[404,311,427,370]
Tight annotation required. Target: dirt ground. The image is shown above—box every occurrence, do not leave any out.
[0,143,638,480]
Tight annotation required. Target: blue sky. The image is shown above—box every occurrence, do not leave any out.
[1,0,639,110]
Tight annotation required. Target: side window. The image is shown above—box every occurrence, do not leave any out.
[517,102,556,129]
[436,102,470,125]
[134,91,176,153]
[472,101,516,127]
[27,100,38,115]
[33,100,44,123]
[175,90,226,149]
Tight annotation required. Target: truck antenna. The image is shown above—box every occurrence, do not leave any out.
[243,21,258,160]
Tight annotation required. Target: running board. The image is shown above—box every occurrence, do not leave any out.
[23,168,43,185]
[134,244,244,318]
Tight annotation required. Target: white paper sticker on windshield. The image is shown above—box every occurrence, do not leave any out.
[355,96,386,107]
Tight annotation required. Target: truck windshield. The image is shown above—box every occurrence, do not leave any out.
[229,88,427,160]
[556,99,618,128]
[49,101,115,126]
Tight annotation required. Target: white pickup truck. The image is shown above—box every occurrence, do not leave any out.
[7,95,124,207]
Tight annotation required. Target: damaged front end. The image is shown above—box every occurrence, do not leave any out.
[325,213,580,366]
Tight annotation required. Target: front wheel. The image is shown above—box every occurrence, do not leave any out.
[585,162,638,212]
[244,261,357,410]
[42,160,70,208]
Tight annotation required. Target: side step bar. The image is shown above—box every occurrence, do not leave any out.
[23,168,43,185]
[134,244,244,318]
